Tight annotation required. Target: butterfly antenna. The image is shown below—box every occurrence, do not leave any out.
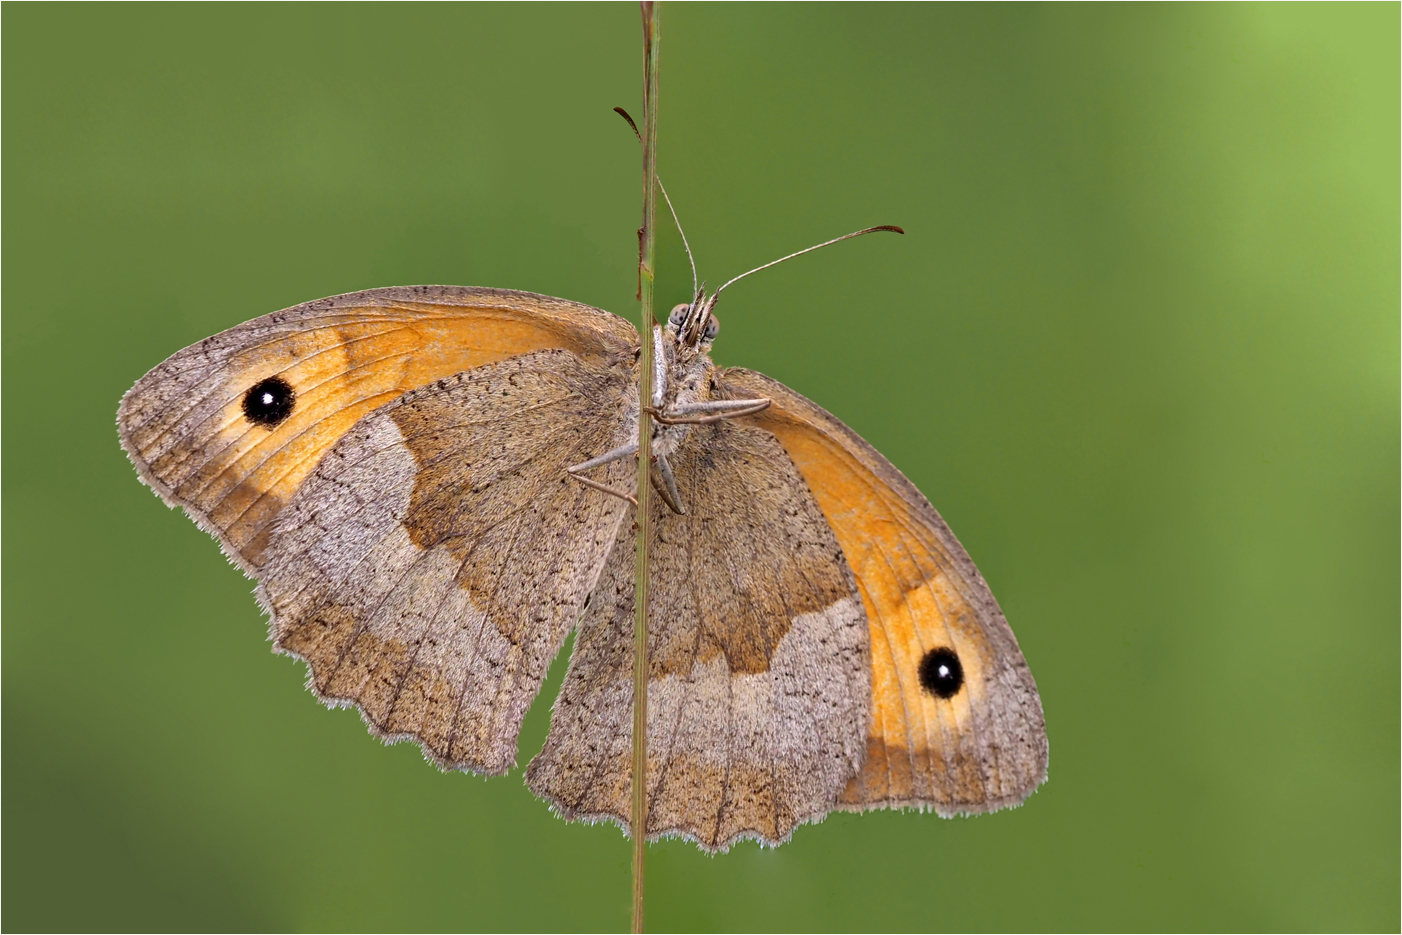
[657,178,699,299]
[714,225,904,299]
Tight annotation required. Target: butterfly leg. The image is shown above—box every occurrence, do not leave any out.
[647,397,771,425]
[653,452,686,515]
[566,442,639,506]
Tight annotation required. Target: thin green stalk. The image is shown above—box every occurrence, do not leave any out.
[632,3,660,933]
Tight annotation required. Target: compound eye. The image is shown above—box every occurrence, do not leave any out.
[668,303,690,326]
[702,315,720,341]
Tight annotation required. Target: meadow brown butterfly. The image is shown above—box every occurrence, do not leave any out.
[118,215,1047,851]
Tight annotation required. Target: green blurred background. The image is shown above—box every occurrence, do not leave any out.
[4,3,1397,931]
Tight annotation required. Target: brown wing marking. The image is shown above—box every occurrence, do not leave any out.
[259,349,635,773]
[526,417,871,851]
[718,368,1047,816]
[118,286,637,571]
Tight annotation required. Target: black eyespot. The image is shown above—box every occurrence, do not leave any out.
[702,315,720,341]
[668,303,690,326]
[242,376,295,427]
[919,647,964,699]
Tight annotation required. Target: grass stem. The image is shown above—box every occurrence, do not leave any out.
[632,3,661,933]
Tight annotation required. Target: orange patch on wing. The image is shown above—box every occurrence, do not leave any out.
[179,307,615,566]
[754,415,992,806]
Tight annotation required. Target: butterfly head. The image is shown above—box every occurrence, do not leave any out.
[667,289,720,350]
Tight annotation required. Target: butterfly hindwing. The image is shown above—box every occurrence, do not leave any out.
[527,414,871,851]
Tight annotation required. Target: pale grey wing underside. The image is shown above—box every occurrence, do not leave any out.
[526,417,872,852]
[258,348,636,774]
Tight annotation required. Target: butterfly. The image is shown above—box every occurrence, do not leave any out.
[117,230,1047,852]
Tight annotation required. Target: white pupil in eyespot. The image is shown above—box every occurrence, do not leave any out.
[262,392,275,405]
[938,665,950,678]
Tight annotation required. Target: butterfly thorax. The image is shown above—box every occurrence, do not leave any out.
[650,320,717,462]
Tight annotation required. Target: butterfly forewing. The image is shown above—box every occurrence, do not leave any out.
[118,287,640,773]
[262,349,635,773]
[718,368,1048,816]
[117,286,637,571]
